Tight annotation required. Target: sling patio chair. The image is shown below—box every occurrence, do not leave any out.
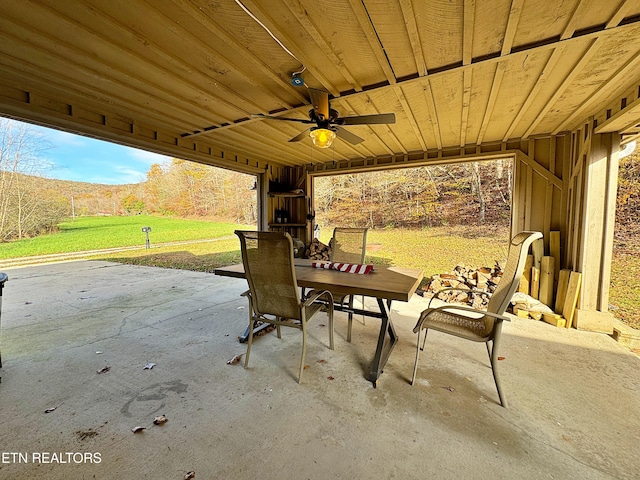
[329,227,369,342]
[411,231,542,407]
[235,230,334,383]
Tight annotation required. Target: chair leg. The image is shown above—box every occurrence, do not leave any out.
[299,320,308,384]
[244,318,255,369]
[328,301,335,350]
[411,328,427,385]
[487,337,508,408]
[347,295,354,343]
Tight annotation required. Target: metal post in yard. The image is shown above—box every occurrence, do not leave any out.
[142,227,152,249]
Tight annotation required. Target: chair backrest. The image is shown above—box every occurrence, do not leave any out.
[487,231,543,316]
[235,230,301,320]
[330,227,369,264]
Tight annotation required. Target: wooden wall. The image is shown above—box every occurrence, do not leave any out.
[512,124,619,332]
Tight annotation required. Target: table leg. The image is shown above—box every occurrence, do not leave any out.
[368,298,397,387]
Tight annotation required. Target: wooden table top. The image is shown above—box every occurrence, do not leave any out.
[214,260,423,303]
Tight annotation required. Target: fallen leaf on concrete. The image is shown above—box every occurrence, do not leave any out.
[317,359,327,364]
[184,471,195,479]
[327,376,335,380]
[497,356,505,361]
[44,407,57,414]
[226,354,244,365]
[96,366,111,374]
[153,415,168,425]
[143,363,156,370]
[131,426,146,433]
[442,386,455,392]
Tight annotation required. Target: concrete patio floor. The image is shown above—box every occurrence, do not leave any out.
[0,260,638,479]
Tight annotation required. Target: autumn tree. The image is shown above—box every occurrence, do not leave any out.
[0,119,69,240]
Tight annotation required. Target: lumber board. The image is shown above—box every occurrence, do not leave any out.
[549,231,560,280]
[539,256,554,307]
[532,238,544,271]
[530,266,540,299]
[519,254,533,294]
[542,313,566,328]
[555,269,571,314]
[562,271,582,328]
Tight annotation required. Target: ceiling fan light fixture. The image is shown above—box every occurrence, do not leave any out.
[309,127,336,148]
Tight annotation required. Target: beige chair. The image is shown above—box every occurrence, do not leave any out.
[329,227,369,341]
[235,230,334,383]
[411,231,542,407]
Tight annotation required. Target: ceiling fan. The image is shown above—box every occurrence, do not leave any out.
[252,88,396,148]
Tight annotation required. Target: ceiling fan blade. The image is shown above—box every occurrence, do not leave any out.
[335,127,364,145]
[340,113,396,125]
[288,129,311,142]
[308,88,330,120]
[252,113,313,124]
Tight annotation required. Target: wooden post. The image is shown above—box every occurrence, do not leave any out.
[555,269,571,314]
[531,267,540,299]
[562,271,582,328]
[549,231,560,281]
[519,254,533,294]
[539,256,555,308]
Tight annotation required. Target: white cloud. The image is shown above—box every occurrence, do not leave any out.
[126,148,171,166]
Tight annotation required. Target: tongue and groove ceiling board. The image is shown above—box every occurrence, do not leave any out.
[0,0,639,173]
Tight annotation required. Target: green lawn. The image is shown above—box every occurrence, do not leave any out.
[2,218,637,330]
[0,215,249,259]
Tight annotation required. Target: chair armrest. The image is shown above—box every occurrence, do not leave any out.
[240,289,251,298]
[414,304,510,333]
[303,289,334,308]
[428,287,492,308]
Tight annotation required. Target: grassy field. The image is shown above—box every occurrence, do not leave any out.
[2,216,638,330]
[0,215,248,259]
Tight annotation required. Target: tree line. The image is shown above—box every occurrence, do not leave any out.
[2,119,637,243]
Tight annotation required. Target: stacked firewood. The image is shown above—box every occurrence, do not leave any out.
[306,238,332,260]
[419,263,504,309]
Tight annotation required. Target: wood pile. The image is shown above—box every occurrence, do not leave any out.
[419,263,504,309]
[306,238,331,260]
[515,231,583,329]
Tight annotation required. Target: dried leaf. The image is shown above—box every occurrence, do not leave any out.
[497,356,505,361]
[317,359,327,364]
[327,376,335,380]
[226,354,244,365]
[96,366,110,374]
[131,426,146,433]
[44,407,57,414]
[184,471,195,479]
[143,362,156,370]
[153,415,168,425]
[443,386,455,392]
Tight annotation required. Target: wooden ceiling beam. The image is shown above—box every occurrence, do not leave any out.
[503,45,567,141]
[393,85,427,151]
[501,0,525,55]
[554,50,640,134]
[348,0,397,84]
[606,0,635,29]
[561,0,591,40]
[399,0,427,75]
[477,62,506,144]
[460,69,472,147]
[283,0,362,91]
[160,0,309,108]
[237,0,341,96]
[463,0,476,66]
[422,80,442,150]
[523,38,603,138]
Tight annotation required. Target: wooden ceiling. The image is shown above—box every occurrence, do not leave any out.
[1,0,640,174]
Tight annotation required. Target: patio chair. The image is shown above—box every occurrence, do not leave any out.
[235,230,334,383]
[330,227,369,341]
[411,231,542,407]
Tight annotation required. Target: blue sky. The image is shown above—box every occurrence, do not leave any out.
[23,120,171,185]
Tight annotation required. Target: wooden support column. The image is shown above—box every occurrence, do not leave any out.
[573,132,619,333]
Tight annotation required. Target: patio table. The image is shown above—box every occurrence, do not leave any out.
[215,260,423,387]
